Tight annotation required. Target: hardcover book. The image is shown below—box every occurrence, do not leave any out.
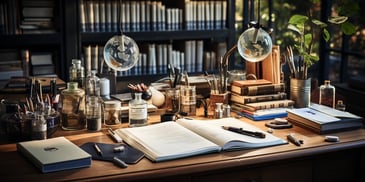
[230,92,287,104]
[287,103,363,134]
[232,99,294,112]
[231,83,285,96]
[17,137,92,173]
[114,118,287,162]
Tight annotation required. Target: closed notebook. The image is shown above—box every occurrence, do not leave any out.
[17,137,92,173]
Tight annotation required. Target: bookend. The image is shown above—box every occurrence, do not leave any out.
[80,142,144,164]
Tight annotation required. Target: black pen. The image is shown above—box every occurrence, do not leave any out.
[94,143,103,156]
[287,133,301,146]
[222,126,266,138]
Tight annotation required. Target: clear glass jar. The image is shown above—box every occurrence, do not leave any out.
[129,93,148,127]
[69,59,85,88]
[85,70,100,97]
[319,80,335,108]
[31,112,47,140]
[103,100,121,126]
[86,96,102,131]
[60,82,86,130]
[165,88,180,113]
[335,100,346,111]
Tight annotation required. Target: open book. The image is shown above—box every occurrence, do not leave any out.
[115,118,287,162]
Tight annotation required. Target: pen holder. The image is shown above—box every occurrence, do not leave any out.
[290,78,311,108]
[209,92,229,112]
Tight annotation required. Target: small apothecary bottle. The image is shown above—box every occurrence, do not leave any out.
[319,80,335,108]
[129,92,148,127]
[69,59,85,88]
[60,82,86,130]
[103,100,121,126]
[86,96,102,131]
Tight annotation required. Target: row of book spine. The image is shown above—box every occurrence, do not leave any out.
[82,40,227,77]
[80,0,227,33]
[0,0,57,35]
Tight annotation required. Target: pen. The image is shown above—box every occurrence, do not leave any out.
[222,126,266,138]
[287,133,301,146]
[94,143,103,156]
[108,128,123,143]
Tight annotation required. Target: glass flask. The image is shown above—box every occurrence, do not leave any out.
[60,82,86,130]
[319,80,335,108]
[85,70,100,97]
[129,92,148,127]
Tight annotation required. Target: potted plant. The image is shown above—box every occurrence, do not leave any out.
[286,0,357,107]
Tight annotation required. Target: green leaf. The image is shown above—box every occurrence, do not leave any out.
[312,19,327,28]
[304,33,312,49]
[323,28,330,42]
[287,24,302,34]
[289,14,308,26]
[341,22,356,35]
[328,16,348,24]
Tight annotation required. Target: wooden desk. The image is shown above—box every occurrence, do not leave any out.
[1,110,365,182]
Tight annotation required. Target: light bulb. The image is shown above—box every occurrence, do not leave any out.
[237,27,272,62]
[103,35,139,71]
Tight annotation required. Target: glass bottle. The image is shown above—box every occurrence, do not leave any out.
[60,82,86,130]
[335,100,346,111]
[86,96,102,131]
[319,80,335,108]
[103,100,121,126]
[31,112,47,140]
[69,59,85,88]
[129,92,148,127]
[85,70,100,97]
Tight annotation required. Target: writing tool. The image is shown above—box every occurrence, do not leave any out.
[93,143,103,156]
[287,133,301,146]
[222,126,266,138]
[108,128,123,143]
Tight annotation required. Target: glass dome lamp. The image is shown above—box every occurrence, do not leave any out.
[221,21,273,92]
[103,34,139,72]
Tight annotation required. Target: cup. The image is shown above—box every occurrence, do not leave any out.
[165,88,180,113]
[180,85,196,116]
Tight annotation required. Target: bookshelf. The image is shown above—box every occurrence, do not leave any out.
[1,0,236,88]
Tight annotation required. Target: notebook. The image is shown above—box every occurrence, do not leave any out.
[17,137,91,173]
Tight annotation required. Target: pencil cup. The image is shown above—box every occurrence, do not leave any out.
[180,85,196,116]
[209,92,229,112]
[290,78,311,108]
[165,88,180,113]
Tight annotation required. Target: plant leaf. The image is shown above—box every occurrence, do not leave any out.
[341,21,356,35]
[328,16,348,24]
[289,14,308,26]
[304,33,312,49]
[287,24,302,34]
[323,28,330,42]
[312,19,327,28]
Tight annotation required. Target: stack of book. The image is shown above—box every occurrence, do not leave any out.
[230,79,294,120]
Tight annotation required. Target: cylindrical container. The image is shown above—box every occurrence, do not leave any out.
[180,85,196,116]
[103,100,121,126]
[31,112,47,140]
[223,104,231,118]
[100,77,110,98]
[85,70,100,97]
[60,82,86,130]
[319,80,335,108]
[129,93,148,127]
[165,88,180,113]
[69,59,85,88]
[214,103,223,119]
[86,96,102,131]
[290,78,311,108]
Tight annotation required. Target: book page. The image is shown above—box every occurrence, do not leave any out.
[115,122,220,162]
[176,118,286,150]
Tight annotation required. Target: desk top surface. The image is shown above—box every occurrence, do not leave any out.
[1,110,365,182]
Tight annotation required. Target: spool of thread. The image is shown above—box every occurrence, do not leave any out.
[100,78,110,98]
